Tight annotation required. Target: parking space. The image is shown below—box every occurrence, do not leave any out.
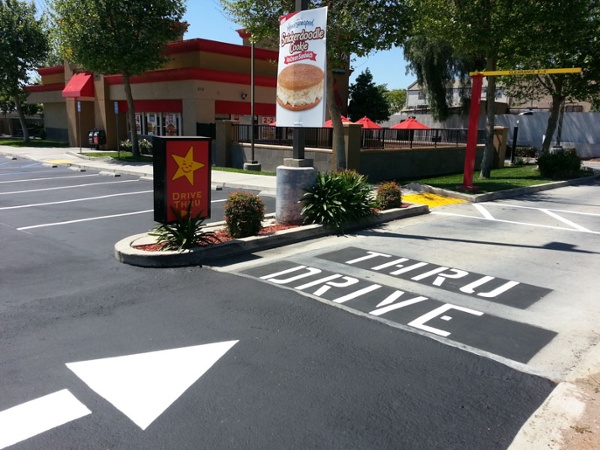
[0,159,275,256]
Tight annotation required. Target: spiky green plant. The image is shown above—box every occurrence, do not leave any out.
[300,170,375,232]
[149,202,218,251]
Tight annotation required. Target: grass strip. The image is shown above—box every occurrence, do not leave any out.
[409,165,593,193]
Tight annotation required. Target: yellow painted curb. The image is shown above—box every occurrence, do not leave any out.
[403,193,466,208]
[44,159,73,164]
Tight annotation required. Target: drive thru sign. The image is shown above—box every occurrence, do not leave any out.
[153,136,211,224]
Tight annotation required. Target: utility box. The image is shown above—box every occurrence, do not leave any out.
[153,136,212,224]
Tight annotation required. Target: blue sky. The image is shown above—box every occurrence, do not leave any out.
[35,0,414,90]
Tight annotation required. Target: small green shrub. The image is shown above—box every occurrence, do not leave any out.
[537,148,581,179]
[224,191,265,238]
[120,139,132,152]
[515,146,537,158]
[139,138,153,154]
[375,181,402,210]
[300,170,375,232]
[149,202,217,251]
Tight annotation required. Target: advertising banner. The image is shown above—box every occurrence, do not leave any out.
[153,137,211,224]
[276,6,328,128]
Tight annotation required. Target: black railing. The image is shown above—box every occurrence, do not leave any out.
[232,124,486,150]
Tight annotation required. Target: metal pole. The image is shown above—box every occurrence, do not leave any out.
[461,75,483,189]
[250,40,256,163]
[293,0,308,160]
[116,112,120,158]
[511,120,519,164]
[77,100,81,153]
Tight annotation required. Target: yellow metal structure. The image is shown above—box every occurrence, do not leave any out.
[469,68,582,77]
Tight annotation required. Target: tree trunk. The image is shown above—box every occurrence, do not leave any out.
[326,66,345,170]
[542,93,564,154]
[123,73,140,157]
[12,94,30,143]
[479,60,496,178]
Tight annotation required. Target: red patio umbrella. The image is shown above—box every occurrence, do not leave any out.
[324,115,353,128]
[355,116,382,129]
[390,118,430,148]
[390,117,430,130]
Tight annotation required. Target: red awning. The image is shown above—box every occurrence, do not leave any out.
[62,73,94,98]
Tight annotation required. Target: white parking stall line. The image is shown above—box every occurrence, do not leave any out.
[473,203,495,220]
[540,208,592,232]
[17,210,154,231]
[485,202,600,217]
[432,211,600,235]
[0,190,152,211]
[0,173,100,185]
[0,179,138,196]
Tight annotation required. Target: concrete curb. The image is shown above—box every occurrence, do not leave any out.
[404,170,600,203]
[65,151,154,178]
[114,204,429,268]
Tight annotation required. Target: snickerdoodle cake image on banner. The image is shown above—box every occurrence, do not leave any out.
[276,63,324,111]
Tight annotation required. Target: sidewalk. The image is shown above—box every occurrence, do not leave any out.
[0,145,277,195]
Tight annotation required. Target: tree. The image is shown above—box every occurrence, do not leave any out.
[348,69,390,122]
[404,35,480,121]
[384,88,407,115]
[220,0,411,170]
[51,0,186,156]
[409,0,554,178]
[0,0,49,142]
[409,0,599,176]
[502,0,600,153]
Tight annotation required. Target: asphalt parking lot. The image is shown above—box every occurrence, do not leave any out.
[0,158,275,258]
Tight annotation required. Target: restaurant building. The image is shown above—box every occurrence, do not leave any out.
[26,32,350,149]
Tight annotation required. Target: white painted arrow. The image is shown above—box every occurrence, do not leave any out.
[66,340,238,430]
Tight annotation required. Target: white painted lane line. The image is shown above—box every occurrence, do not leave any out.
[0,389,91,449]
[473,203,495,220]
[540,208,592,232]
[0,190,152,211]
[486,202,600,217]
[432,211,600,234]
[17,209,154,231]
[0,179,138,195]
[0,173,100,185]
[66,341,238,430]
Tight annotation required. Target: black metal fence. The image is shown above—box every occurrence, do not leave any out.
[232,124,486,150]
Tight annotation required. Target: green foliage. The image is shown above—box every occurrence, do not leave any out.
[0,0,48,95]
[224,191,265,238]
[375,181,402,210]
[51,0,186,77]
[300,170,375,232]
[139,139,153,154]
[0,0,49,142]
[219,1,410,62]
[403,35,477,121]
[348,69,390,122]
[120,139,133,152]
[537,149,582,180]
[52,0,186,156]
[384,88,407,114]
[149,203,218,251]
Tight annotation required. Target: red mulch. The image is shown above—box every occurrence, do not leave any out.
[134,205,411,252]
[134,223,298,252]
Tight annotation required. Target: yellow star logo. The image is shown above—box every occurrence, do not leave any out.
[171,146,204,185]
